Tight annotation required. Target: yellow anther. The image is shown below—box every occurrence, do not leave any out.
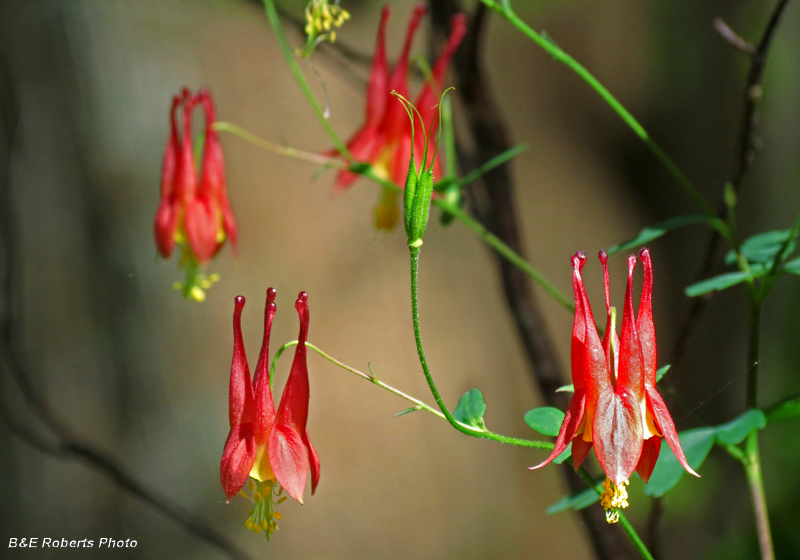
[277,496,287,504]
[262,521,270,530]
[273,512,283,520]
[600,478,630,524]
[190,286,206,302]
[238,491,248,500]
[329,31,337,42]
[209,273,220,282]
[250,480,256,492]
[254,492,263,503]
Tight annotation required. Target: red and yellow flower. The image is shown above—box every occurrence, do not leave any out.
[220,289,320,538]
[329,4,466,230]
[532,248,698,522]
[154,87,237,301]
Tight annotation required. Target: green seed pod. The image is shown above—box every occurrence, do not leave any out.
[402,152,418,240]
[409,168,435,245]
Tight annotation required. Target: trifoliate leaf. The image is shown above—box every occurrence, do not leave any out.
[453,389,487,431]
[685,271,753,297]
[725,230,796,266]
[766,394,800,423]
[524,407,565,437]
[607,215,708,256]
[644,428,716,497]
[546,486,600,514]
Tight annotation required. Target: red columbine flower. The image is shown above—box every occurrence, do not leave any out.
[154,87,237,300]
[329,4,466,230]
[532,248,698,522]
[220,289,320,538]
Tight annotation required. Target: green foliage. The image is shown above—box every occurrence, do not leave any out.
[644,427,716,498]
[607,215,708,256]
[547,485,601,514]
[715,410,767,445]
[725,230,796,268]
[524,407,565,437]
[685,271,754,297]
[394,406,422,418]
[453,389,487,431]
[553,442,572,464]
[766,394,800,423]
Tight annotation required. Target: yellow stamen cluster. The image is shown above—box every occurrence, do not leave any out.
[299,0,350,56]
[600,478,629,524]
[238,479,289,540]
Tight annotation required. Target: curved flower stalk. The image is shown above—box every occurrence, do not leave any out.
[220,289,320,538]
[531,248,698,523]
[154,87,237,301]
[328,3,466,230]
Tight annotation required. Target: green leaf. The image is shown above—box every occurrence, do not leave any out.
[524,407,565,437]
[644,428,716,497]
[556,384,574,393]
[546,486,600,514]
[715,409,766,445]
[656,364,671,382]
[685,271,753,297]
[766,394,800,423]
[552,442,572,465]
[783,257,800,275]
[607,216,708,256]
[394,406,422,418]
[453,144,529,190]
[453,389,487,431]
[725,230,796,266]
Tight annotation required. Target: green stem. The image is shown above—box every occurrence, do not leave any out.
[217,121,574,313]
[575,467,654,560]
[742,292,774,560]
[262,0,351,159]
[478,0,716,220]
[745,431,774,560]
[270,340,551,449]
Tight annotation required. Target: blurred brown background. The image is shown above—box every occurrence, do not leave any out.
[1,0,799,559]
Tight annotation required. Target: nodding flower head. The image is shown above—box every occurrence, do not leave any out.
[326,4,466,231]
[220,289,320,538]
[154,87,237,301]
[530,248,698,523]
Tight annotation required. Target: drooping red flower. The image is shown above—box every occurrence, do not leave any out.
[328,4,467,230]
[531,248,698,522]
[154,87,237,265]
[221,289,319,501]
[220,290,319,536]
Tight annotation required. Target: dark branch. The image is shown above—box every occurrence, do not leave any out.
[428,1,634,558]
[670,0,793,371]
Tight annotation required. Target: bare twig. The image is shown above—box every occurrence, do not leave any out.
[0,66,254,560]
[670,0,793,371]
[428,1,634,558]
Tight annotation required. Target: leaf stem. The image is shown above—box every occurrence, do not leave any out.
[477,0,717,221]
[270,339,551,449]
[745,430,774,560]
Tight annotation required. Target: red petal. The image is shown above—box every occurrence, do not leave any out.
[574,252,610,438]
[570,252,587,390]
[253,288,277,449]
[637,248,657,387]
[229,296,255,427]
[381,3,427,140]
[333,125,385,192]
[275,293,311,441]
[304,431,321,495]
[635,436,662,483]
[645,386,700,477]
[365,6,391,126]
[416,13,467,125]
[616,254,644,401]
[529,389,586,470]
[175,94,197,203]
[183,195,220,264]
[593,385,644,485]
[153,199,178,258]
[571,436,593,471]
[220,423,256,500]
[269,424,309,504]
